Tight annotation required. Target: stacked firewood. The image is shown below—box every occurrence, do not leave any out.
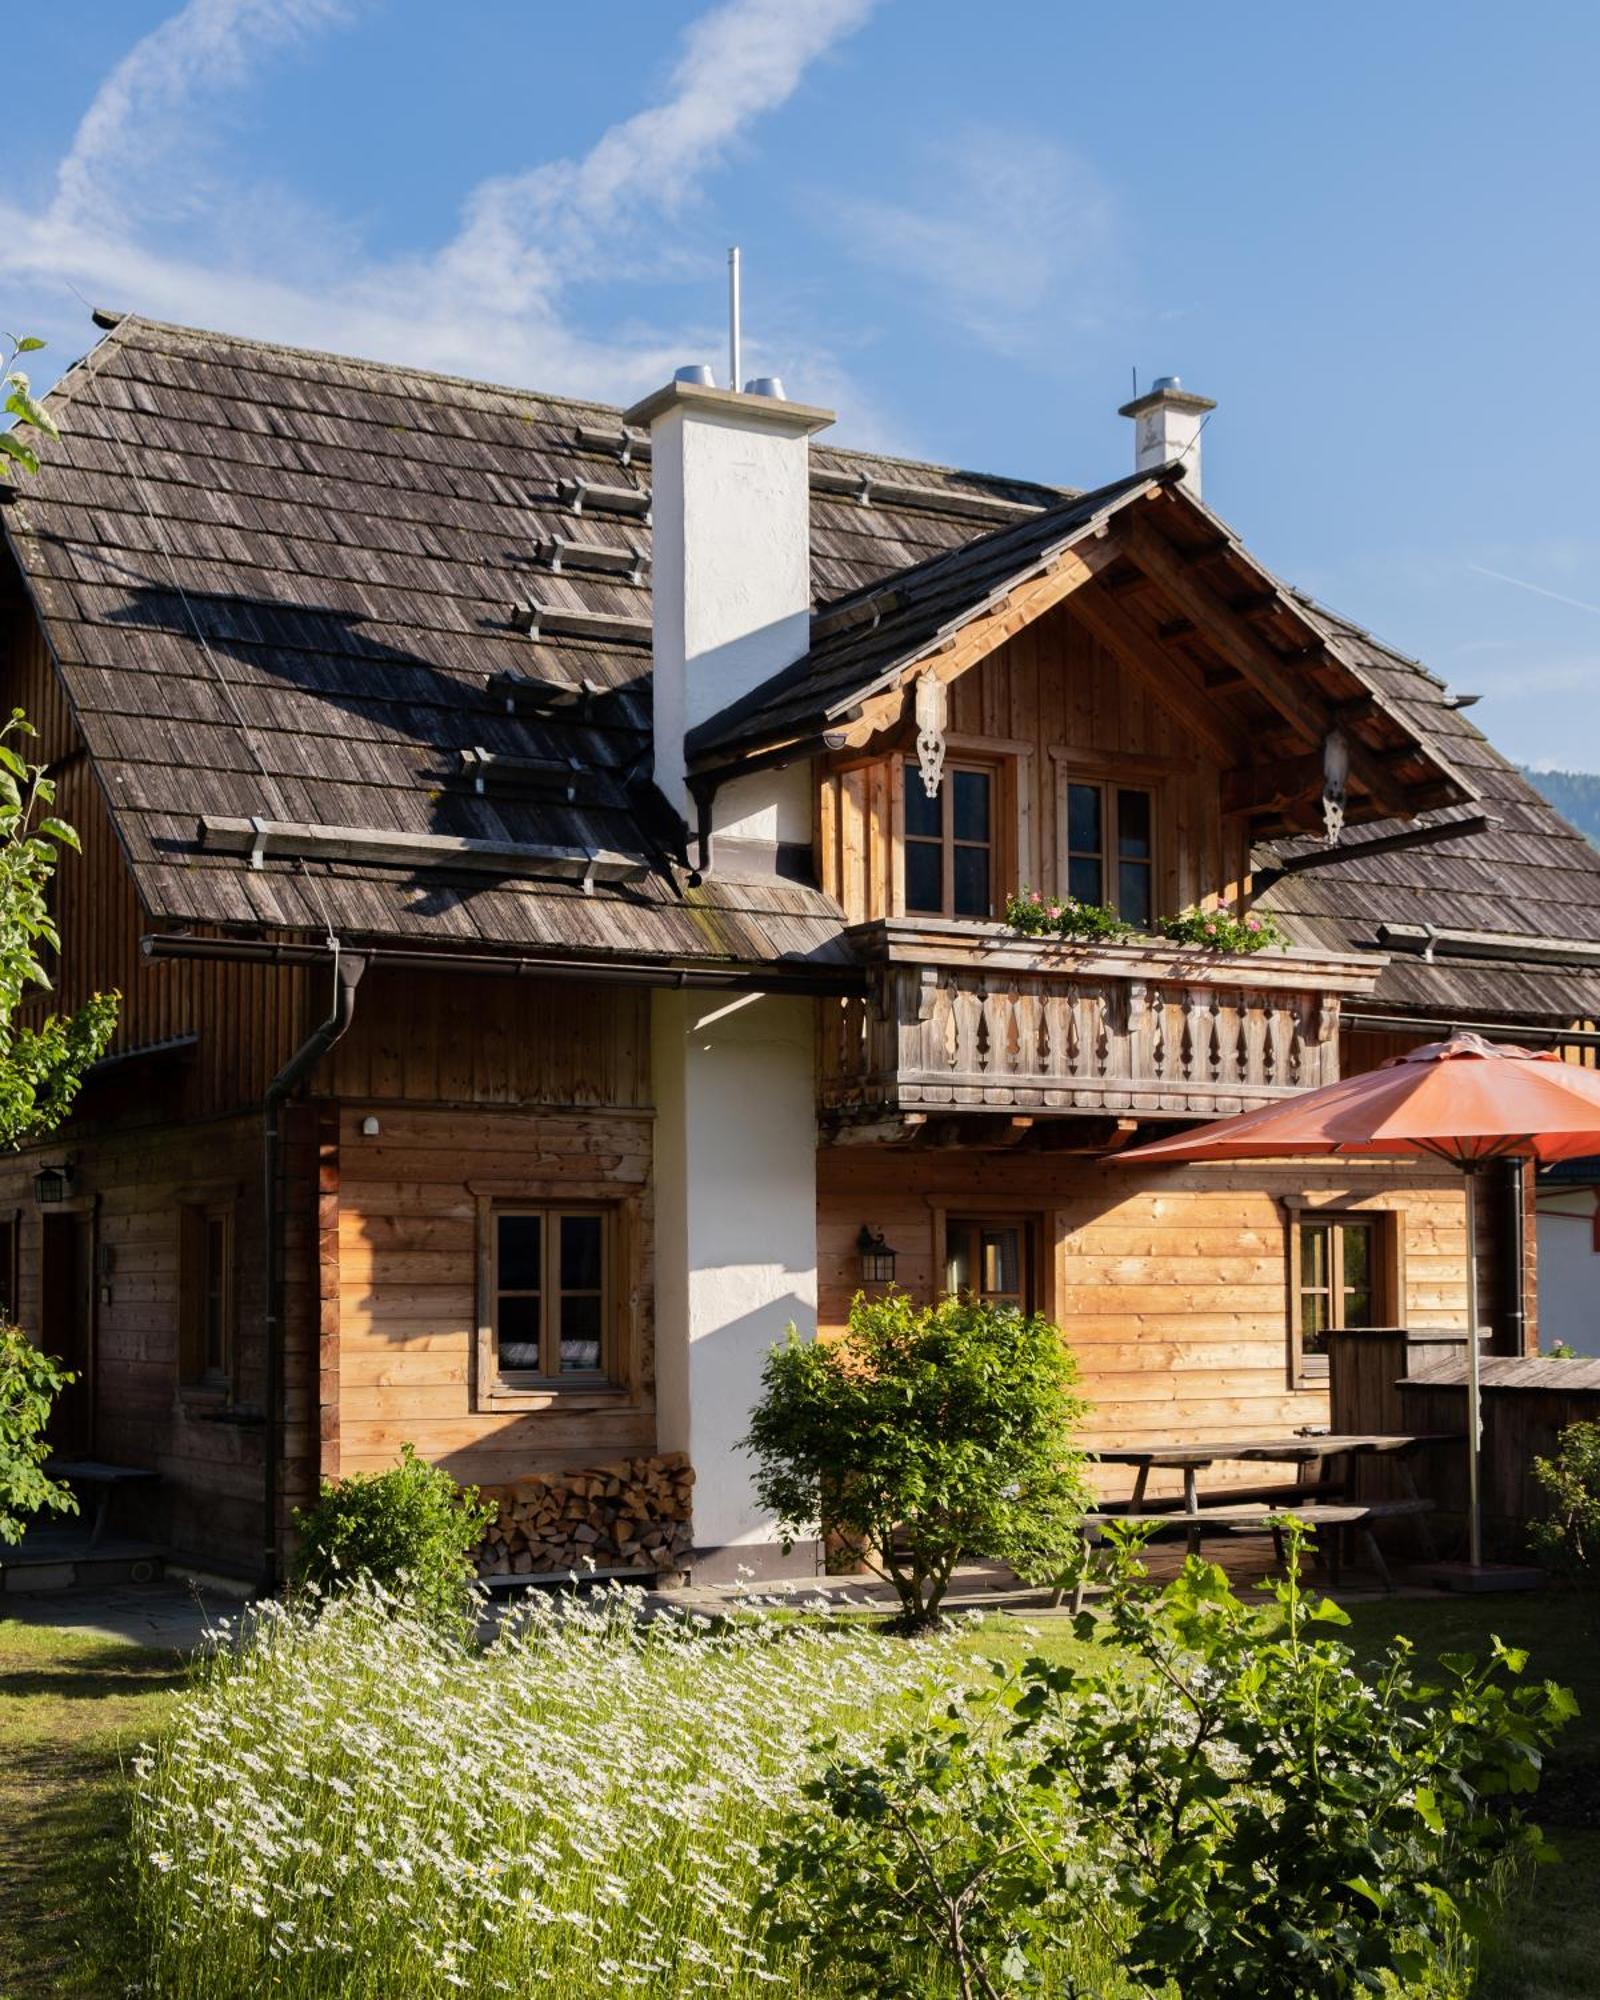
[475,1451,695,1578]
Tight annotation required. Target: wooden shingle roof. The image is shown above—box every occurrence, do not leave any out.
[2,316,1065,973]
[1258,600,1600,1018]
[4,312,1598,1019]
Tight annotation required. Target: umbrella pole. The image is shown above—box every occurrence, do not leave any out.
[1463,1164,1483,1569]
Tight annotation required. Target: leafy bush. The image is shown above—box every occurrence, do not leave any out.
[744,1294,1089,1630]
[0,1323,77,1543]
[768,1523,1574,2000]
[291,1443,494,1627]
[130,1578,988,1999]
[1531,1418,1600,1581]
[1156,904,1286,952]
[1002,887,1133,943]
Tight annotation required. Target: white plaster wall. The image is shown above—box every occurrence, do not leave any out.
[711,762,813,845]
[651,988,819,1550]
[650,403,813,816]
[1536,1188,1600,1355]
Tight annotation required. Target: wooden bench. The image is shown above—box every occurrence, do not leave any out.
[41,1459,159,1550]
[1096,1479,1347,1515]
[1070,1496,1436,1601]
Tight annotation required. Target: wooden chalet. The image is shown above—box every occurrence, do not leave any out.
[2,316,1596,1584]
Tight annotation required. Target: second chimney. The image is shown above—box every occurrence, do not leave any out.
[625,372,834,825]
[1118,374,1216,499]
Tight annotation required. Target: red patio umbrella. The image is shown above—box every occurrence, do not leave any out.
[1118,1032,1600,1567]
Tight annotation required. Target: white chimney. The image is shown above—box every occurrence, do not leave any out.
[624,372,834,824]
[1117,375,1216,499]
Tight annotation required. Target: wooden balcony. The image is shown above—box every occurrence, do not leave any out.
[819,919,1385,1122]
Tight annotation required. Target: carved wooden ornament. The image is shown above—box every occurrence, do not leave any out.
[914,673,948,799]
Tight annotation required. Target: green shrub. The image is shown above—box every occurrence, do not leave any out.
[0,1322,77,1543]
[291,1443,493,1627]
[743,1293,1089,1630]
[1531,1418,1600,1581]
[767,1522,1575,1999]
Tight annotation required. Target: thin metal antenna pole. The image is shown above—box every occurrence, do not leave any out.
[728,246,742,392]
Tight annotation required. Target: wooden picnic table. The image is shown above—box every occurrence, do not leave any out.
[1094,1433,1461,1518]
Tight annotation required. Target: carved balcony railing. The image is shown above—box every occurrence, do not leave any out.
[819,920,1386,1121]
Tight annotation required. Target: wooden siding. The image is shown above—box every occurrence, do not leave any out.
[0,600,316,1118]
[817,595,1252,927]
[328,970,651,1108]
[0,1113,268,1570]
[334,1104,656,1487]
[818,1147,1469,1500]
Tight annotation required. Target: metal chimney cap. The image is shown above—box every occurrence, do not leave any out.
[1151,373,1181,392]
[743,376,787,401]
[674,364,717,387]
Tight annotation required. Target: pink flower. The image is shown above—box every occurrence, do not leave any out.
[1029,890,1041,903]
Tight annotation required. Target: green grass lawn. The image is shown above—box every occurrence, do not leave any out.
[0,1619,185,1999]
[1,1586,1597,1997]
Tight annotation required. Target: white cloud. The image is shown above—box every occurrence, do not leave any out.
[1,0,882,411]
[823,124,1120,359]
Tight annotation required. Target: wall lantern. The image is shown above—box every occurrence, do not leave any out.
[33,1161,73,1206]
[856,1224,898,1286]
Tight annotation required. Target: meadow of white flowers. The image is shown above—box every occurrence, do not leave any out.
[130,1581,983,1997]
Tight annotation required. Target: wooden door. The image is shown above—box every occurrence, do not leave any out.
[40,1212,94,1456]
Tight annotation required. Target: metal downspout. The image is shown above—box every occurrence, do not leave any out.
[1500,1157,1528,1355]
[260,946,366,1595]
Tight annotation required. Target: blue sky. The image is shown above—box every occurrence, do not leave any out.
[6,0,1600,768]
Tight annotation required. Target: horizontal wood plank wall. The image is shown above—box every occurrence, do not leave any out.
[328,971,650,1107]
[335,1104,656,1487]
[818,599,1248,925]
[2,607,316,1118]
[819,1148,1467,1501]
[0,1114,267,1570]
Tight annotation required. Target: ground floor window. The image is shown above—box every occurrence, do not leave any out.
[489,1206,614,1386]
[1287,1208,1399,1384]
[179,1201,234,1390]
[945,1216,1037,1313]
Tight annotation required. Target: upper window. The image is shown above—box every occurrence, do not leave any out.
[491,1207,613,1385]
[1064,781,1154,927]
[179,1201,234,1390]
[903,761,995,920]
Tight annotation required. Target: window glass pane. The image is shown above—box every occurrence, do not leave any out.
[1301,1292,1328,1354]
[496,1294,542,1371]
[497,1214,542,1291]
[560,1214,604,1291]
[903,762,942,839]
[952,845,990,918]
[946,1223,973,1296]
[1067,783,1102,856]
[952,768,991,844]
[1343,1289,1373,1327]
[1116,788,1153,859]
[905,840,943,914]
[1301,1226,1329,1289]
[1342,1226,1372,1291]
[1067,855,1104,906]
[558,1293,603,1372]
[1118,859,1153,929]
[982,1228,1021,1298]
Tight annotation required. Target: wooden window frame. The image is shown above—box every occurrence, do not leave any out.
[178,1197,235,1394]
[1283,1204,1402,1387]
[1059,773,1157,924]
[899,755,1003,922]
[941,1211,1041,1316]
[473,1185,641,1411]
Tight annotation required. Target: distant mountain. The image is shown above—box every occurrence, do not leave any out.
[1522,767,1600,847]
